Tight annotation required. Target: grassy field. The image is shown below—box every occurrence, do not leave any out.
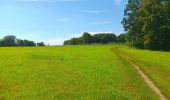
[1,45,169,100]
[117,45,170,99]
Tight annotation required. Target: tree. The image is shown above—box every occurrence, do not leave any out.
[17,39,25,46]
[92,33,117,44]
[63,32,126,45]
[1,35,17,46]
[159,0,170,50]
[37,42,45,46]
[0,35,44,47]
[117,34,127,42]
[122,0,170,50]
[0,39,2,46]
[122,0,143,48]
[138,0,163,50]
[82,32,92,44]
[23,40,36,46]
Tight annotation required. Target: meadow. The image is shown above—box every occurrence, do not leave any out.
[0,45,169,100]
[117,45,170,99]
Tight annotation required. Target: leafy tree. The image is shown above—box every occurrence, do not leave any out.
[63,33,126,45]
[159,0,170,50]
[37,42,45,46]
[0,35,39,47]
[0,39,2,46]
[122,0,143,48]
[1,35,17,46]
[92,33,117,44]
[23,40,36,46]
[17,39,25,46]
[122,0,170,50]
[82,32,92,44]
[139,0,163,50]
[117,34,127,42]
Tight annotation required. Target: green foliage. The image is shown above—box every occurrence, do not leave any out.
[122,0,143,48]
[37,42,46,46]
[0,35,44,47]
[64,37,83,45]
[122,0,170,50]
[22,40,36,46]
[92,33,117,43]
[0,35,18,46]
[117,34,127,42]
[82,32,93,44]
[64,32,127,45]
[159,0,170,50]
[139,0,162,50]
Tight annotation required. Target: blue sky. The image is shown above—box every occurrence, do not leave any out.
[0,0,127,45]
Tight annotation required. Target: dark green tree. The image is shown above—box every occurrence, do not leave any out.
[159,0,170,50]
[17,39,25,46]
[122,0,143,48]
[63,33,126,45]
[0,35,44,47]
[122,0,170,50]
[1,35,17,46]
[138,0,163,50]
[37,42,45,46]
[23,40,36,46]
[82,32,92,44]
[117,34,127,42]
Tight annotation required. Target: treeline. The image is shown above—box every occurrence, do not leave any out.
[122,0,170,50]
[0,35,45,46]
[64,32,127,45]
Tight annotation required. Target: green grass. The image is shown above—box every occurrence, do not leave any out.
[117,45,170,99]
[0,45,160,100]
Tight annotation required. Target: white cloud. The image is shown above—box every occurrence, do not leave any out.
[114,0,122,5]
[88,32,113,35]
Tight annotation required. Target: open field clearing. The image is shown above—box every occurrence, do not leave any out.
[1,45,170,99]
[1,0,169,99]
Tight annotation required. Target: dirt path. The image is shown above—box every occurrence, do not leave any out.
[119,54,168,100]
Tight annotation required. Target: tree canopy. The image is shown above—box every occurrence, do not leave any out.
[0,35,45,47]
[64,32,127,45]
[122,0,170,50]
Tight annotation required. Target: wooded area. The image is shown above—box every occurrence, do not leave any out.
[0,35,45,46]
[122,0,170,50]
[64,32,127,45]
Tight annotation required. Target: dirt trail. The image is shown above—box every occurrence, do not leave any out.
[119,54,168,100]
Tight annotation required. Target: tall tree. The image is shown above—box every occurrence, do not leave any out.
[122,0,170,50]
[121,0,143,48]
[117,34,127,42]
[0,35,45,47]
[138,0,163,50]
[1,35,17,46]
[37,42,45,46]
[159,0,170,50]
[82,32,92,44]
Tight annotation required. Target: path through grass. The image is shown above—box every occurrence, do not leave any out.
[117,45,170,99]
